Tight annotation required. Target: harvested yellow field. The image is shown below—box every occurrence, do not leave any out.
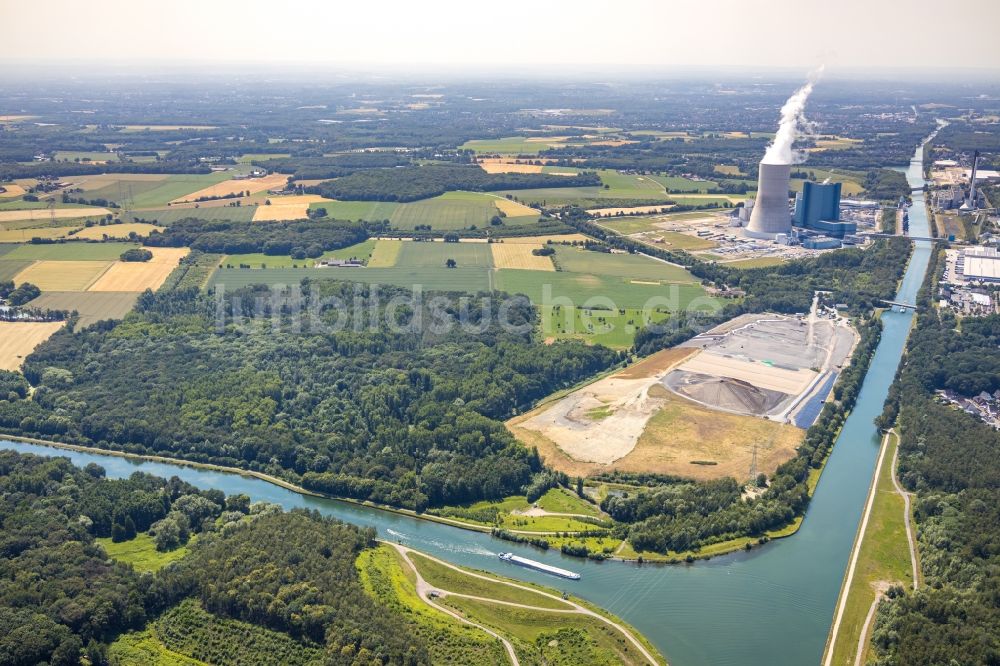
[88,247,190,292]
[588,204,673,216]
[0,115,35,123]
[676,351,815,395]
[119,124,216,131]
[492,198,539,217]
[0,184,27,198]
[14,261,112,291]
[73,223,164,240]
[499,234,590,244]
[368,240,403,267]
[0,227,77,243]
[0,208,111,223]
[0,321,65,371]
[251,195,333,222]
[479,161,543,174]
[172,173,290,203]
[491,243,555,271]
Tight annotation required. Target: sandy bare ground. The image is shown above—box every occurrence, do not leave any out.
[511,348,696,465]
[675,352,816,395]
[251,195,333,222]
[171,173,289,203]
[491,244,554,271]
[0,321,65,370]
[0,208,111,223]
[88,247,190,292]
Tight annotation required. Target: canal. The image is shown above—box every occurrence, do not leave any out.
[0,139,934,666]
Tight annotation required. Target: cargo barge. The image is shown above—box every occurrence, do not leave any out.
[498,552,581,580]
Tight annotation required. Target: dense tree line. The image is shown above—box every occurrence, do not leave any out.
[309,164,601,202]
[144,218,368,256]
[258,153,411,180]
[868,246,1000,665]
[1,283,620,510]
[0,451,427,665]
[862,168,911,201]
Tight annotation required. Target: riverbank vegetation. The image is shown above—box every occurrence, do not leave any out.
[867,247,1000,665]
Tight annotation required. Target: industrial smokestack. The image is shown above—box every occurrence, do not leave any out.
[745,162,792,239]
[969,150,980,209]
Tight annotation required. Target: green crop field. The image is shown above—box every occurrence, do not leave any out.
[311,200,400,221]
[552,246,696,282]
[239,153,290,163]
[387,191,536,230]
[460,136,561,154]
[495,269,706,309]
[54,150,120,162]
[83,173,233,208]
[394,241,494,268]
[724,257,787,269]
[211,265,492,293]
[2,241,138,261]
[0,259,31,281]
[646,174,720,192]
[126,205,256,225]
[223,241,378,269]
[0,199,94,211]
[97,533,193,573]
[541,305,672,348]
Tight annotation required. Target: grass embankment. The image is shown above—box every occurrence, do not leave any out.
[364,544,665,665]
[826,431,914,666]
[97,533,193,573]
[427,486,608,534]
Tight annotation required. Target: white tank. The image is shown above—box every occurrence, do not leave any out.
[745,162,792,239]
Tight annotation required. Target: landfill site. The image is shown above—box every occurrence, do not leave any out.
[509,301,857,480]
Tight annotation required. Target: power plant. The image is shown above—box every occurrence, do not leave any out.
[745,161,792,239]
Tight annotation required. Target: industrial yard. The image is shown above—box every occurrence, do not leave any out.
[510,299,857,480]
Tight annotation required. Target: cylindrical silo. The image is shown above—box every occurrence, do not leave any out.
[745,162,792,239]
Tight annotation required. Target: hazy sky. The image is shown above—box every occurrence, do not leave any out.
[1,0,998,74]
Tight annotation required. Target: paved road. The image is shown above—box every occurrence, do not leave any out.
[389,542,660,666]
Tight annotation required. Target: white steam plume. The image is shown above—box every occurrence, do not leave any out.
[762,67,824,165]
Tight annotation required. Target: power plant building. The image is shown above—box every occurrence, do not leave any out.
[745,162,793,239]
[793,180,855,238]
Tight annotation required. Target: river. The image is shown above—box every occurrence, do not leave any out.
[0,141,933,666]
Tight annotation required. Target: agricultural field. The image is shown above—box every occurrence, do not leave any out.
[13,260,113,290]
[72,222,163,240]
[89,247,190,292]
[461,136,568,154]
[0,226,78,242]
[0,183,27,198]
[0,207,111,223]
[211,265,492,293]
[252,194,333,222]
[492,196,539,217]
[724,256,787,269]
[126,205,256,224]
[239,153,290,163]
[126,173,234,208]
[368,239,403,267]
[27,291,140,327]
[490,242,555,271]
[0,321,65,371]
[172,173,290,203]
[495,269,706,309]
[53,150,120,162]
[551,246,697,282]
[395,240,494,269]
[387,191,539,230]
[309,200,400,221]
[478,159,544,174]
[2,242,139,261]
[588,204,674,218]
[0,259,31,280]
[540,305,671,348]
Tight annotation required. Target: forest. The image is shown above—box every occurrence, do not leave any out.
[1,283,620,510]
[869,247,1000,665]
[0,450,424,665]
[309,164,601,202]
[144,218,368,256]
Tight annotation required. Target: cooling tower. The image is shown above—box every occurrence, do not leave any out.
[745,162,792,239]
